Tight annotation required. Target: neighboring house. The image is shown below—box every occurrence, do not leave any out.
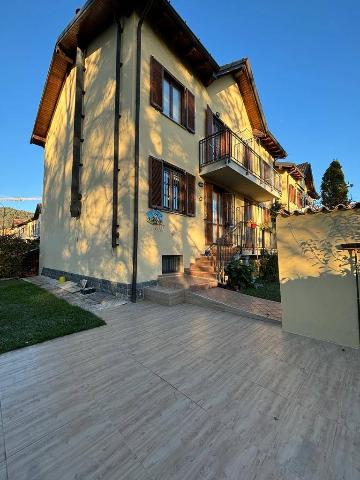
[31,0,287,299]
[275,161,319,213]
[11,204,42,240]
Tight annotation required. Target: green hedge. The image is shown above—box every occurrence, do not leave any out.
[0,235,39,278]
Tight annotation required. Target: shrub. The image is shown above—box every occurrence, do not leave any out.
[225,259,255,289]
[0,235,38,278]
[258,253,279,283]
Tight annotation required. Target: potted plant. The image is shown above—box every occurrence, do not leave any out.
[247,219,257,229]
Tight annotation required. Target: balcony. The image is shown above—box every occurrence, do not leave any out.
[199,129,282,201]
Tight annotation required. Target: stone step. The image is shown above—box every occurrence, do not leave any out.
[144,285,185,305]
[187,264,216,273]
[191,257,213,266]
[184,268,217,279]
[158,274,217,291]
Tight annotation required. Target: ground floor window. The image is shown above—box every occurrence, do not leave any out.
[162,255,183,274]
[149,157,196,216]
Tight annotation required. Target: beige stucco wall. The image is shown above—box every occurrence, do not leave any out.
[137,19,276,282]
[41,18,137,284]
[277,209,360,347]
[40,12,278,287]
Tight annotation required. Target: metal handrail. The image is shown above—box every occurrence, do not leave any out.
[210,220,277,283]
[199,128,282,194]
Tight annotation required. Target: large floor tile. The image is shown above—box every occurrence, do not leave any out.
[0,463,7,480]
[2,372,97,456]
[7,412,151,480]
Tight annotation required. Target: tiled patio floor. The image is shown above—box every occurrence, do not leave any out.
[0,299,359,479]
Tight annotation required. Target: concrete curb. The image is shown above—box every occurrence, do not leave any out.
[185,291,281,325]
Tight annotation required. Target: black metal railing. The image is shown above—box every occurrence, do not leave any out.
[199,129,282,194]
[210,220,277,283]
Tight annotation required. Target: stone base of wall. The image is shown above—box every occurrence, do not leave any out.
[41,268,157,300]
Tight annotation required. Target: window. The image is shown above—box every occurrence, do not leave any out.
[289,184,296,204]
[162,74,182,123]
[162,255,183,274]
[149,157,196,216]
[296,190,304,209]
[150,56,195,133]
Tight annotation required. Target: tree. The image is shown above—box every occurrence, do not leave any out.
[321,160,349,208]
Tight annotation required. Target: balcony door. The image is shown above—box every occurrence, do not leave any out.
[206,106,229,163]
[205,184,234,245]
[244,200,256,249]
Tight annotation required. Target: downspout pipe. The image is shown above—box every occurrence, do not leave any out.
[131,0,154,303]
[112,17,123,248]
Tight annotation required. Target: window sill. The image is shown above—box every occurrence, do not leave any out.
[153,207,195,218]
[160,111,195,134]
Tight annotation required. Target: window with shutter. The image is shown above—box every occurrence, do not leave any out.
[149,157,195,216]
[289,185,296,204]
[150,57,195,133]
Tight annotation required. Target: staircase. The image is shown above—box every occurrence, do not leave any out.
[157,255,218,291]
[144,255,217,305]
[185,255,217,280]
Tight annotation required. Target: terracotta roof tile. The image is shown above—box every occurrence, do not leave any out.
[280,202,360,217]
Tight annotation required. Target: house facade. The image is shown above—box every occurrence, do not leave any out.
[275,162,319,213]
[32,0,288,299]
[11,204,42,240]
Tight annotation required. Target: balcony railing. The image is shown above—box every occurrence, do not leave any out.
[199,129,282,194]
[210,220,277,283]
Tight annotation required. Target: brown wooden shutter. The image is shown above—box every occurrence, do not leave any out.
[206,105,213,136]
[150,56,163,111]
[186,173,196,216]
[204,183,213,244]
[186,90,195,133]
[149,156,163,209]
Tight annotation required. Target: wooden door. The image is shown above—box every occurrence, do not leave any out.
[205,183,225,245]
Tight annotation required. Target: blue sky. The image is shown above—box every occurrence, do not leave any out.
[0,0,359,213]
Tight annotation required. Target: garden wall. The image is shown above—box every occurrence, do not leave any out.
[277,205,360,348]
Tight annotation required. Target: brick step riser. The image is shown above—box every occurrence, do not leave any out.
[184,270,217,279]
[187,265,216,273]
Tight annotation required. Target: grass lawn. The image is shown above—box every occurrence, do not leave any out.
[0,279,105,354]
[240,282,281,303]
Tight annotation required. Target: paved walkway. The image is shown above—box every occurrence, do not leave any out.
[193,287,282,322]
[0,297,359,479]
[24,276,127,312]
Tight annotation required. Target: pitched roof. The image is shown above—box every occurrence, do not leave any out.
[216,59,286,158]
[30,0,286,159]
[296,162,319,199]
[275,160,319,199]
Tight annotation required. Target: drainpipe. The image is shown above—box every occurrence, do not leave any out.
[131,0,154,303]
[112,17,124,248]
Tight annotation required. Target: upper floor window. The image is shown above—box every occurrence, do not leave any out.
[289,184,296,204]
[163,75,182,123]
[150,56,195,133]
[149,156,196,216]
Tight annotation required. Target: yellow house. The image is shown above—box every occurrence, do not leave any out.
[275,161,319,213]
[31,0,288,300]
[11,204,42,240]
